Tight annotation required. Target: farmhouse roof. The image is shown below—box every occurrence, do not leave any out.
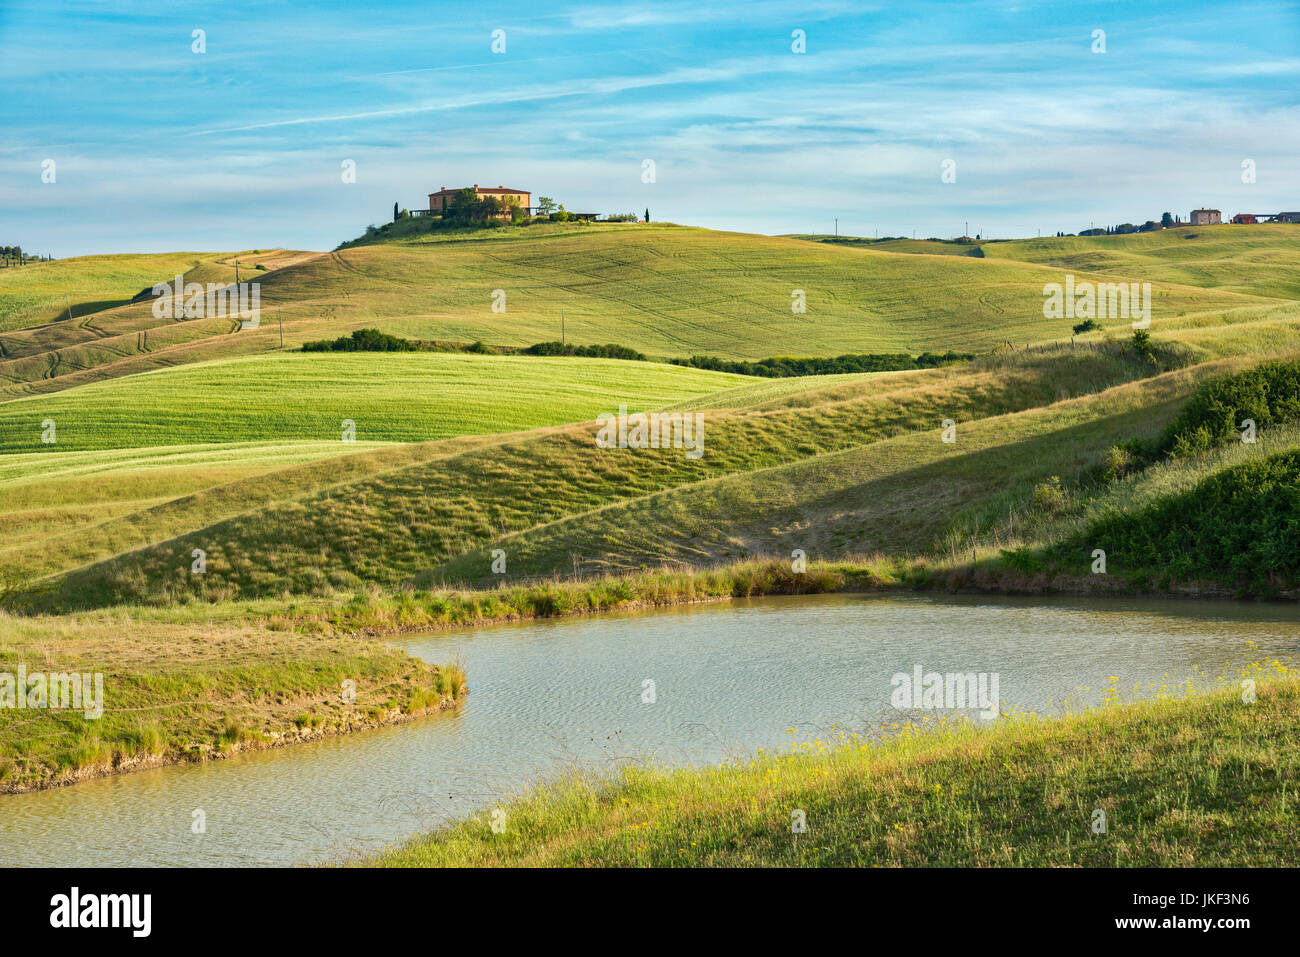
[429,185,530,196]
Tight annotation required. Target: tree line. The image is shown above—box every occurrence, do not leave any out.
[0,246,53,265]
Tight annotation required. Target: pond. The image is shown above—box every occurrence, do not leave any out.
[2,593,1296,867]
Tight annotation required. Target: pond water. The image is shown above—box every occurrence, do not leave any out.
[2,593,1296,867]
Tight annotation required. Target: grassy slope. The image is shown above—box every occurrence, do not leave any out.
[0,441,394,560]
[797,224,1300,300]
[6,273,1299,609]
[0,251,237,332]
[264,226,1266,357]
[0,352,748,452]
[981,224,1300,300]
[372,669,1299,867]
[435,354,1291,583]
[0,249,311,399]
[29,347,1182,607]
[0,353,764,589]
[0,226,1284,406]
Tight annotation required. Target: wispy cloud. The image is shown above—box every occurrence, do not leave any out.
[2,0,1297,255]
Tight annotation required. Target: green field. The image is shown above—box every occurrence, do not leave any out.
[0,352,749,452]
[2,224,1291,404]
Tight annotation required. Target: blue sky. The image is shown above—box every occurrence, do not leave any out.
[2,0,1298,256]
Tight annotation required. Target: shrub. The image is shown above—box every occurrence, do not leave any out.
[1131,328,1155,362]
[303,328,417,352]
[1000,546,1042,573]
[1100,441,1142,482]
[1031,476,1067,513]
[1161,360,1300,457]
[523,342,647,361]
[670,351,972,378]
[1074,449,1300,587]
[1072,319,1100,335]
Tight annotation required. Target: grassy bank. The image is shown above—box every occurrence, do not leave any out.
[0,611,466,793]
[57,547,1291,649]
[370,664,1298,867]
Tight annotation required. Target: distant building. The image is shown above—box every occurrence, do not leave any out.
[1277,212,1300,223]
[1231,213,1258,224]
[427,184,532,217]
[1190,208,1222,225]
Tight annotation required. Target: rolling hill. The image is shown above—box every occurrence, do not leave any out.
[1,222,1298,612]
[2,224,1292,402]
[4,220,1300,793]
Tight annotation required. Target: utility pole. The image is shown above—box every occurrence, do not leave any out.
[834,218,837,237]
[235,259,240,284]
[278,305,283,348]
[561,308,565,348]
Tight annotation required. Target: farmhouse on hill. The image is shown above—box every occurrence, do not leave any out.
[427,184,532,217]
[1190,208,1222,225]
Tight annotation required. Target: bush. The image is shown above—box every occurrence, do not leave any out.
[1100,441,1141,482]
[1072,319,1101,335]
[523,342,646,361]
[303,328,417,352]
[670,351,972,378]
[1074,450,1300,587]
[1161,360,1300,457]
[1131,329,1156,362]
[1031,476,1067,513]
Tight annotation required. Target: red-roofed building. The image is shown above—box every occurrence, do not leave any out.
[428,184,532,217]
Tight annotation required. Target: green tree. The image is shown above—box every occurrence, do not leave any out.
[446,188,479,220]
[1161,212,1174,228]
[536,196,557,216]
[1131,328,1155,362]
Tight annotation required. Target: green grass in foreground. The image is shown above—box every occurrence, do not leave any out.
[0,352,748,451]
[371,664,1298,867]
